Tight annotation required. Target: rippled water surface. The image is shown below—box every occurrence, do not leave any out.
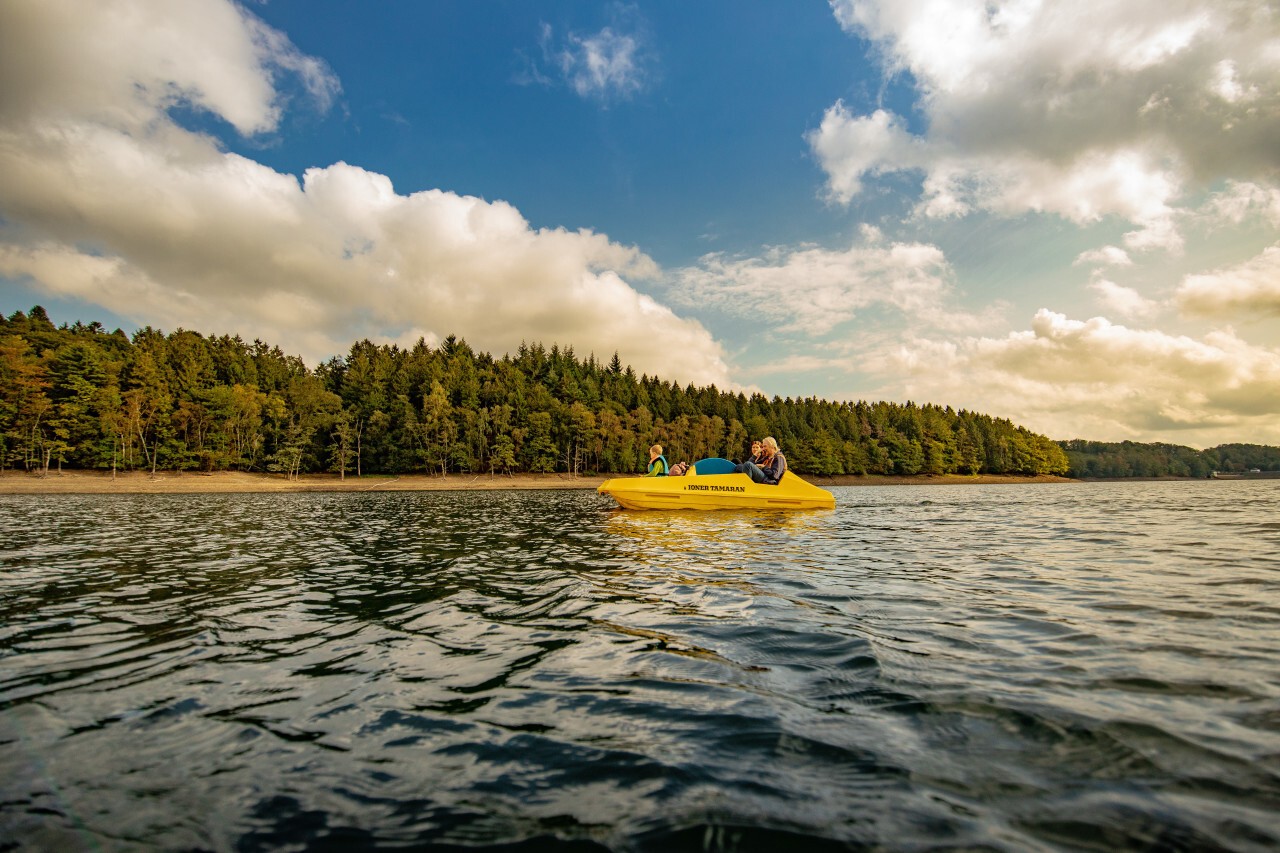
[2,481,1279,851]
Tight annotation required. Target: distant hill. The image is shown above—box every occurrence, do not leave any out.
[1058,439,1280,478]
[3,305,1072,478]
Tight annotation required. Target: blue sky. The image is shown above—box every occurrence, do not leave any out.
[237,2,887,268]
[2,0,1278,445]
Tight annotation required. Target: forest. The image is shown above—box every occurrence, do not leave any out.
[3,305,1073,479]
[1058,440,1280,478]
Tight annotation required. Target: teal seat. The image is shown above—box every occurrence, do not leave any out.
[692,457,736,475]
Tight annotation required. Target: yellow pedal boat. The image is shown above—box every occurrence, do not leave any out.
[597,468,835,511]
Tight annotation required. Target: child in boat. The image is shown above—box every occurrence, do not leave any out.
[644,444,669,476]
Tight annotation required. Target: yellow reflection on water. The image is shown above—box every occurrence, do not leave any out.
[592,507,836,616]
[603,506,830,550]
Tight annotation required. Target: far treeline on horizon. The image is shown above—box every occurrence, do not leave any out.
[2,307,1277,481]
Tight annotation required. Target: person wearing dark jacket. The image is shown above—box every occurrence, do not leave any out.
[735,436,786,484]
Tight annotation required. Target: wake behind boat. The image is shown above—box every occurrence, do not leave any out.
[597,458,835,511]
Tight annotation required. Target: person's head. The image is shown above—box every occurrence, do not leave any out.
[750,440,761,453]
[649,444,663,459]
[761,437,779,456]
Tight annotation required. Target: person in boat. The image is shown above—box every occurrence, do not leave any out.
[644,444,669,476]
[734,436,786,484]
[733,440,764,473]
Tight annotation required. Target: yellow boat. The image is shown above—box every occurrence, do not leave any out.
[597,461,835,511]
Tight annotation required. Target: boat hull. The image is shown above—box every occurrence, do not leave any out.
[597,472,835,511]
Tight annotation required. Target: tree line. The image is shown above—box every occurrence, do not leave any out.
[1058,440,1280,478]
[1,306,1071,479]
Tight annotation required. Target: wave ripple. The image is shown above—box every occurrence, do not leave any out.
[2,481,1279,851]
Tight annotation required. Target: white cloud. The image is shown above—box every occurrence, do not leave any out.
[888,309,1280,444]
[1175,245,1280,318]
[0,0,730,386]
[1075,246,1133,267]
[562,28,643,99]
[817,0,1280,241]
[0,0,339,136]
[1211,59,1256,104]
[1203,181,1280,228]
[669,228,994,335]
[1122,217,1185,253]
[533,15,652,102]
[806,106,923,204]
[1089,278,1159,319]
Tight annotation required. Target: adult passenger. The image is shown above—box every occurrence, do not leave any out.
[734,436,786,484]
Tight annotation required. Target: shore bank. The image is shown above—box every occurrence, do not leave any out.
[0,469,1077,495]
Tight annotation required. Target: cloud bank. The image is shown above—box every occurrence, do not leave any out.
[1175,246,1280,318]
[892,311,1280,445]
[0,0,728,384]
[754,0,1280,445]
[670,226,998,336]
[813,0,1280,251]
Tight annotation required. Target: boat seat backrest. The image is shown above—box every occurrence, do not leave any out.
[691,457,737,476]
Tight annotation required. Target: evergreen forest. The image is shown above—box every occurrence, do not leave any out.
[0,305,1091,480]
[1058,440,1280,478]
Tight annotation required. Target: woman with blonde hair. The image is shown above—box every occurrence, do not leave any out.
[734,436,786,484]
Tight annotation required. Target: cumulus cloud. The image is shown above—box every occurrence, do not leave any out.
[1175,245,1280,318]
[889,309,1280,443]
[669,226,996,336]
[815,0,1280,244]
[0,0,339,135]
[807,106,924,204]
[1089,278,1159,319]
[0,0,730,385]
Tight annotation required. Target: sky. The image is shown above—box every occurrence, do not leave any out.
[1,0,1278,447]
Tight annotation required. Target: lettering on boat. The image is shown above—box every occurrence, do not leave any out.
[685,484,746,492]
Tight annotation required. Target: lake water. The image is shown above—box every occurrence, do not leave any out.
[1,481,1278,852]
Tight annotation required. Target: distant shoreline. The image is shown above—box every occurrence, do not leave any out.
[0,469,1078,495]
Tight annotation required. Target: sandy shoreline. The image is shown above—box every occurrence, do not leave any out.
[0,469,1077,494]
